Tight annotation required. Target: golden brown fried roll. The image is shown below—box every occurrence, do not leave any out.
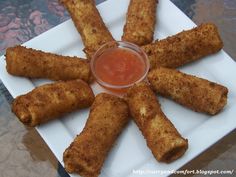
[6,46,92,83]
[12,80,95,127]
[122,0,157,45]
[148,67,228,115]
[126,82,188,163]
[60,0,114,58]
[63,93,129,177]
[142,23,223,69]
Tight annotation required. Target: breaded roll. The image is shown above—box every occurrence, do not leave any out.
[12,80,95,127]
[148,67,228,115]
[126,82,188,163]
[142,23,223,69]
[122,0,157,45]
[60,0,114,58]
[6,46,91,83]
[63,93,129,177]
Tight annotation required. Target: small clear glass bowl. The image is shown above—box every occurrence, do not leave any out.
[90,41,150,92]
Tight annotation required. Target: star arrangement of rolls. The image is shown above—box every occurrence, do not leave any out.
[5,0,228,177]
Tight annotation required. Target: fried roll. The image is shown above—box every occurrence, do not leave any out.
[12,80,95,127]
[122,0,157,45]
[6,46,92,83]
[148,67,228,115]
[126,82,188,163]
[60,0,114,58]
[63,93,129,177]
[142,23,223,69]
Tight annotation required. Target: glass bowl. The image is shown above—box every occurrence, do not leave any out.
[90,41,149,92]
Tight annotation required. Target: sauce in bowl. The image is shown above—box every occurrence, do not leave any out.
[90,41,149,93]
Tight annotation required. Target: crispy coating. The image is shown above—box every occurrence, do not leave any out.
[12,80,95,127]
[122,0,157,45]
[126,82,188,163]
[148,67,228,115]
[63,93,129,177]
[142,23,223,69]
[60,0,114,58]
[6,46,92,83]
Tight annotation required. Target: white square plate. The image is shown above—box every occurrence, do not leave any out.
[0,0,236,176]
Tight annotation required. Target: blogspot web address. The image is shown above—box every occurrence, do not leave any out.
[132,169,235,176]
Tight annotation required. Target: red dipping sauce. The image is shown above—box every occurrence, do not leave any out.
[90,41,149,93]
